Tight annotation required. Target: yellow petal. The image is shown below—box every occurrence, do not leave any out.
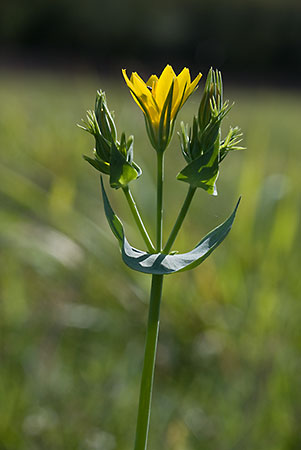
[177,68,191,91]
[131,72,153,98]
[122,69,144,112]
[122,66,201,134]
[146,74,159,89]
[130,73,161,121]
[154,65,176,109]
[171,68,191,117]
[185,72,202,100]
[122,68,134,90]
[122,69,158,118]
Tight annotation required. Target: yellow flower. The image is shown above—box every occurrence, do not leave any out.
[122,65,202,152]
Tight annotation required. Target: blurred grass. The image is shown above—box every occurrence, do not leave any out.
[0,70,301,450]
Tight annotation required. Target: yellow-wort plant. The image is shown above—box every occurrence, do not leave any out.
[80,65,243,450]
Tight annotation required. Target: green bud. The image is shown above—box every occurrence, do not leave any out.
[177,68,243,196]
[95,90,117,144]
[80,95,116,166]
[198,68,223,134]
[80,91,142,188]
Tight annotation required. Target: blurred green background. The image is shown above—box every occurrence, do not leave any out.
[1,1,301,449]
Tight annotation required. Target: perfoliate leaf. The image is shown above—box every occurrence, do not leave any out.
[101,177,240,275]
[109,142,139,189]
[177,150,219,195]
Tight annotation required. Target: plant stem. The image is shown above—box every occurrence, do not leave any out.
[156,152,164,251]
[134,273,164,450]
[134,151,165,450]
[123,186,155,253]
[163,185,196,254]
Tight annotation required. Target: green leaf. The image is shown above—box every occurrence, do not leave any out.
[109,143,139,189]
[177,151,219,195]
[101,177,240,275]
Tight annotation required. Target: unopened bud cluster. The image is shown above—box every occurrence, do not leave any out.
[177,69,244,195]
[80,90,141,189]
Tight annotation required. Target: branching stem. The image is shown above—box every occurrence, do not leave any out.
[163,185,196,254]
[123,186,155,253]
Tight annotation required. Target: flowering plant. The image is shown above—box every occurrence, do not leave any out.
[81,65,243,450]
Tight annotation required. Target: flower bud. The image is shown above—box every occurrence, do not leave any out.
[95,90,117,144]
[177,68,242,196]
[80,91,141,189]
[198,68,223,134]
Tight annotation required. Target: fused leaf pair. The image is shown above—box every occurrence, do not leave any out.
[80,90,141,189]
[101,177,240,275]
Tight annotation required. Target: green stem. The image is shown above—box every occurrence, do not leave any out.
[134,151,165,450]
[156,152,164,251]
[163,185,196,254]
[134,274,164,450]
[123,186,155,253]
